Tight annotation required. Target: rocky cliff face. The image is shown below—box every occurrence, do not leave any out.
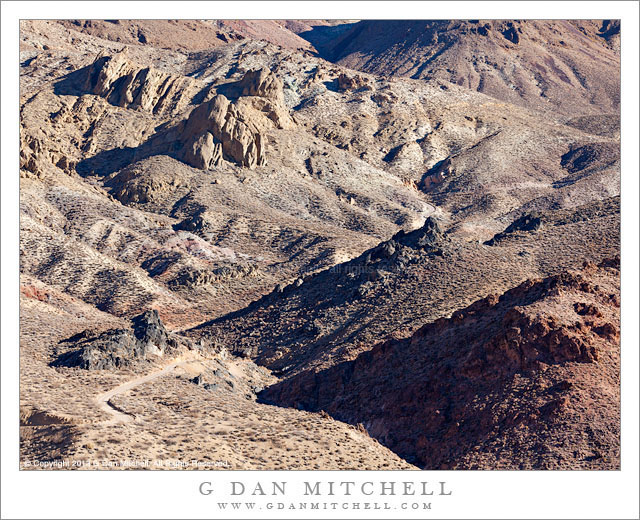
[176,93,266,169]
[82,54,292,170]
[235,67,285,104]
[171,66,295,170]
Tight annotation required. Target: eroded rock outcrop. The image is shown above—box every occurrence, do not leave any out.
[181,131,223,170]
[233,67,295,129]
[175,94,266,169]
[85,50,195,116]
[169,68,295,169]
[236,67,285,105]
[75,56,294,171]
[337,72,371,92]
[363,216,447,266]
[169,263,258,289]
[53,310,180,370]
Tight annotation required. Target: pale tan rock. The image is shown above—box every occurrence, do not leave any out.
[236,67,285,105]
[337,72,370,92]
[182,132,223,170]
[177,94,266,169]
[236,96,295,130]
[85,50,195,117]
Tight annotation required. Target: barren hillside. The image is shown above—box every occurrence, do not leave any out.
[261,258,620,469]
[304,20,620,117]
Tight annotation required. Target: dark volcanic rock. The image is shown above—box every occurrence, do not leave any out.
[53,310,176,370]
[485,212,543,246]
[371,216,446,259]
[169,263,258,289]
[131,310,169,350]
[399,216,445,251]
[55,328,144,370]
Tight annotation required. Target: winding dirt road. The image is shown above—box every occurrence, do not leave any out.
[95,360,190,425]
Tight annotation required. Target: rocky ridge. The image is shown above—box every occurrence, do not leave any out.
[260,258,621,469]
[191,198,619,380]
[85,49,197,116]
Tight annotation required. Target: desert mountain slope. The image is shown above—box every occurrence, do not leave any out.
[56,19,323,54]
[20,31,436,328]
[54,20,242,52]
[308,20,620,117]
[261,258,620,469]
[191,200,619,379]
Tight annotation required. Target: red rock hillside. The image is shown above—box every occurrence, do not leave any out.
[260,257,620,469]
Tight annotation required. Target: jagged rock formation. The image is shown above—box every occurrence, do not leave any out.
[260,258,620,469]
[53,310,180,369]
[235,67,285,104]
[175,94,267,169]
[180,131,223,170]
[79,55,293,170]
[385,215,446,253]
[337,72,371,92]
[81,51,268,168]
[85,50,196,116]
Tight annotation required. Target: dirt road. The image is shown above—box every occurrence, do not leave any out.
[95,360,189,425]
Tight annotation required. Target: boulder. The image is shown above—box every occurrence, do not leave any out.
[235,67,285,105]
[224,68,295,129]
[337,72,370,92]
[182,132,223,170]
